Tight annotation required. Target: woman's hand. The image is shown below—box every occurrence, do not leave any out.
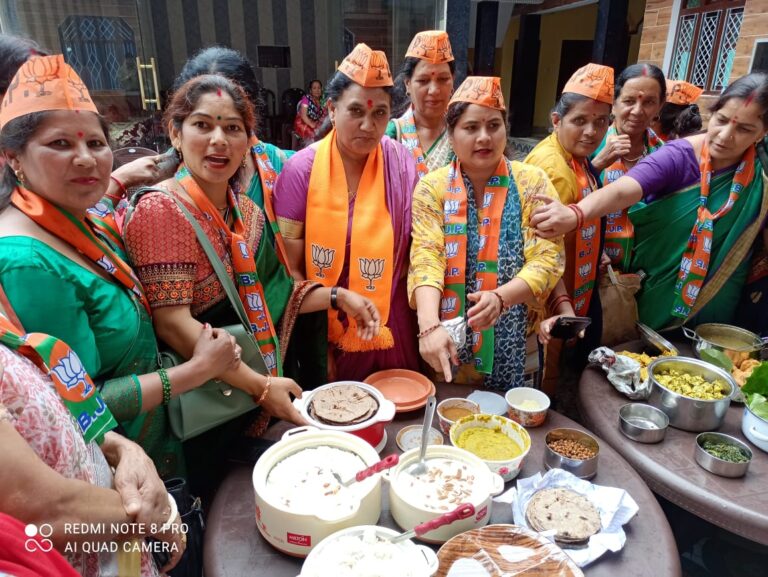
[537,314,586,345]
[107,435,168,528]
[112,155,164,189]
[190,324,241,381]
[337,288,381,341]
[152,510,187,573]
[259,377,308,426]
[530,195,579,238]
[419,325,458,383]
[466,291,503,331]
[591,133,631,171]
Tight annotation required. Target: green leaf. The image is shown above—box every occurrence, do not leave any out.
[748,393,768,420]
[699,349,733,372]
[742,361,768,397]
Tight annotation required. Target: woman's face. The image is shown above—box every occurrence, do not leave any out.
[553,98,612,159]
[310,81,323,99]
[170,91,249,193]
[6,111,112,215]
[707,97,767,165]
[405,60,454,121]
[612,76,664,137]
[328,83,390,161]
[449,104,506,175]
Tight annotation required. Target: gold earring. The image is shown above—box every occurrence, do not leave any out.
[14,169,25,185]
[175,147,183,162]
[241,154,248,168]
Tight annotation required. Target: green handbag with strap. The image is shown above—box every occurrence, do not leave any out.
[140,192,268,441]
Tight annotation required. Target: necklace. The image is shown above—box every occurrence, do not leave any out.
[621,150,646,163]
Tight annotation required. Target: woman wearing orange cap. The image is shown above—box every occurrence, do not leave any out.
[386,30,456,177]
[273,43,420,381]
[532,73,768,331]
[590,63,666,271]
[524,63,613,393]
[0,56,246,482]
[651,79,703,141]
[409,76,564,390]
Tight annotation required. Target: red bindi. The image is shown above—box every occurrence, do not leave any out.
[367,99,373,109]
[76,131,84,138]
[217,88,222,97]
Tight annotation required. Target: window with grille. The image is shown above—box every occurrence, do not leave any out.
[669,0,745,91]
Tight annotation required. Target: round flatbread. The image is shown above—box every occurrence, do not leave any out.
[525,488,601,547]
[310,385,378,425]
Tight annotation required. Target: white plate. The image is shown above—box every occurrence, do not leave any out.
[467,391,508,415]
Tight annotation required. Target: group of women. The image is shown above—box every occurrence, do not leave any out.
[0,26,767,576]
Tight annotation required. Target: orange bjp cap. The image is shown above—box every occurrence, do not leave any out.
[449,76,506,111]
[337,43,393,88]
[562,63,614,105]
[666,79,703,105]
[0,54,98,128]
[405,30,454,64]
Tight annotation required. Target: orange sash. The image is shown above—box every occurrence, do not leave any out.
[175,165,282,375]
[305,129,394,351]
[569,159,600,315]
[250,136,290,270]
[11,187,150,314]
[397,106,430,178]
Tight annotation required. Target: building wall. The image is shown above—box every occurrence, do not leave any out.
[498,0,648,133]
[637,0,767,122]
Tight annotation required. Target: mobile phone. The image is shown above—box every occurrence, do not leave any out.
[549,316,591,340]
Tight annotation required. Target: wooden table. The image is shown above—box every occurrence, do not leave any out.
[579,340,768,546]
[204,383,681,577]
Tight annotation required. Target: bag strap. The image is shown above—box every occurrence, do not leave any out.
[130,187,253,332]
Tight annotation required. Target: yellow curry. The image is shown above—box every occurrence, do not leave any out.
[455,427,522,460]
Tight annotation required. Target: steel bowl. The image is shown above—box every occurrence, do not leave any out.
[683,323,764,367]
[648,357,734,432]
[695,432,752,478]
[619,403,669,443]
[543,428,599,480]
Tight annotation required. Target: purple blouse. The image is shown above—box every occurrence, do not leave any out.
[626,139,700,203]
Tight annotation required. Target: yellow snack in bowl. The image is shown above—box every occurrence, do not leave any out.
[455,427,522,460]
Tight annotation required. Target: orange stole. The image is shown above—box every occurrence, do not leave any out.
[305,130,395,351]
[569,159,600,315]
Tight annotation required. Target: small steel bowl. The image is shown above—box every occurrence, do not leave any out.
[695,432,752,478]
[619,403,669,443]
[544,428,599,480]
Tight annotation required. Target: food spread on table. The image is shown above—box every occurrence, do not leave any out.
[525,487,602,548]
[301,527,418,577]
[653,369,729,400]
[439,406,474,421]
[742,361,768,420]
[309,384,379,425]
[616,350,675,381]
[395,458,479,512]
[266,446,366,515]
[454,427,522,460]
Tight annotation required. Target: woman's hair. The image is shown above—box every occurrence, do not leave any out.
[552,92,592,120]
[0,111,109,209]
[0,34,48,97]
[711,72,768,125]
[173,46,264,125]
[391,56,456,118]
[658,102,702,139]
[615,63,666,103]
[445,101,512,157]
[308,79,322,92]
[164,74,256,135]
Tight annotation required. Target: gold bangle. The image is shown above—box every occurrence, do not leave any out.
[257,374,272,405]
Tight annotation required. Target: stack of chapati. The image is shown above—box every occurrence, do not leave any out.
[309,384,379,426]
[526,488,601,548]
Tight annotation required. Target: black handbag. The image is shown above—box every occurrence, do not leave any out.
[165,477,204,577]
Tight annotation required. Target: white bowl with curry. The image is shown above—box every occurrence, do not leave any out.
[449,414,531,482]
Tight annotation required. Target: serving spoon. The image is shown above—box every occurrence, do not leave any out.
[332,454,399,487]
[406,395,437,477]
[389,503,475,543]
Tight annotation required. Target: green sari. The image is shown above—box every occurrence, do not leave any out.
[629,159,768,330]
